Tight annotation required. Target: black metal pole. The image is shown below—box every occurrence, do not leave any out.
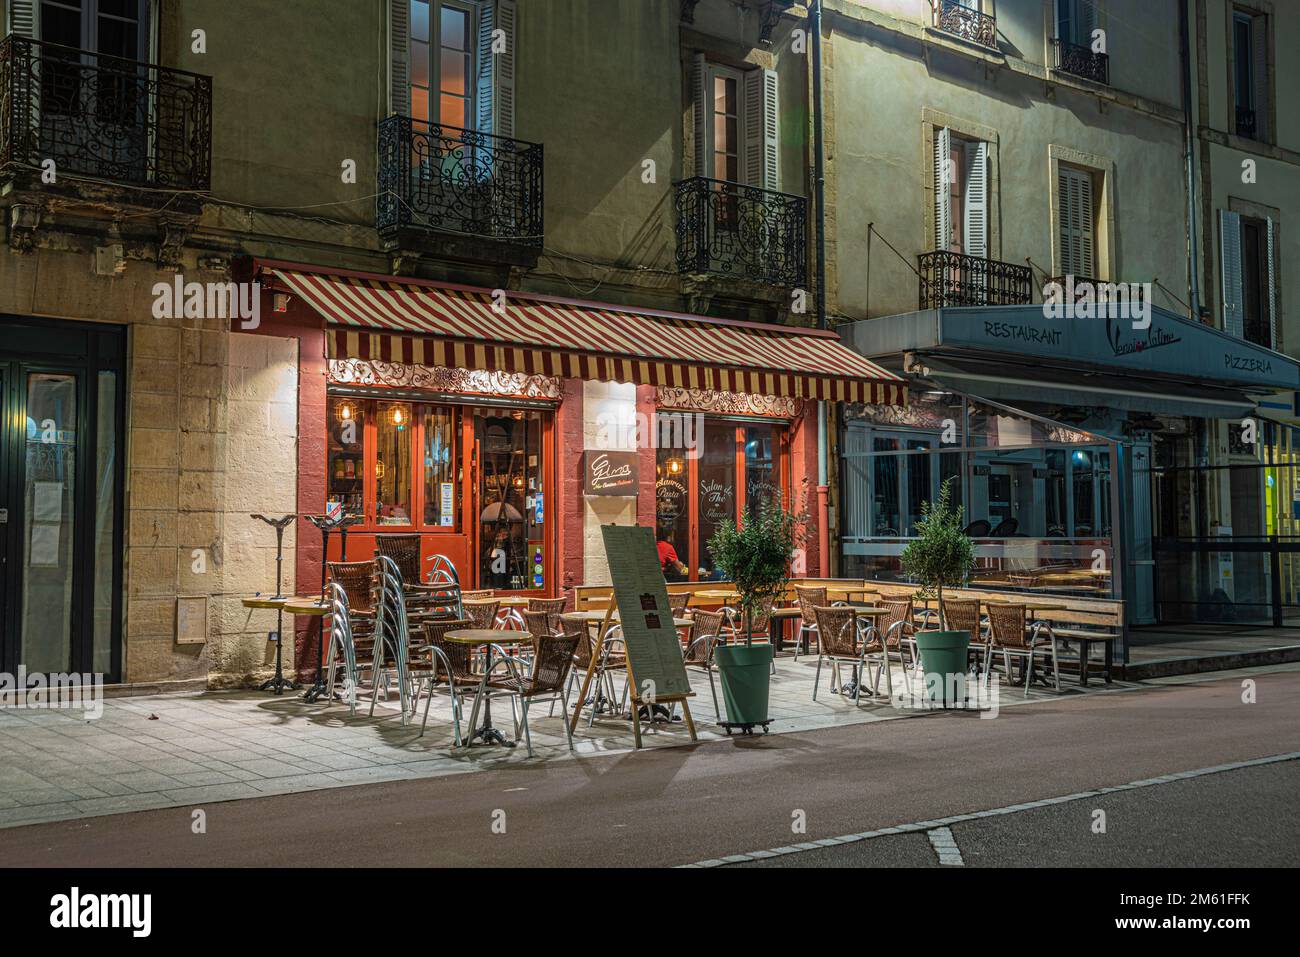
[252,513,297,695]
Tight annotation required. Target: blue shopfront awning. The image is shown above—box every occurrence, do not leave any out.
[840,303,1300,414]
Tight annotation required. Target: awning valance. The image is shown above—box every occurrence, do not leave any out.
[265,265,906,405]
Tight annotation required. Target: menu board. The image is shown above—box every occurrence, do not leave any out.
[600,524,692,700]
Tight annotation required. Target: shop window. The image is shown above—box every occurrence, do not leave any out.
[873,437,901,535]
[1231,7,1269,141]
[376,402,414,526]
[655,416,788,582]
[327,397,366,520]
[423,407,457,526]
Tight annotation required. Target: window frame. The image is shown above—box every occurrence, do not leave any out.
[1226,3,1272,143]
[408,0,478,130]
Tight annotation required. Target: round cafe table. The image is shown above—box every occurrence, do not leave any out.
[444,629,532,747]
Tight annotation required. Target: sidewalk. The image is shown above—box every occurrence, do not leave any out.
[0,656,1128,830]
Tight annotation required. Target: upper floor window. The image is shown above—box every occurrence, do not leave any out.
[1230,6,1269,142]
[691,54,779,191]
[933,127,988,258]
[1220,209,1277,349]
[391,0,515,137]
[1057,164,1098,278]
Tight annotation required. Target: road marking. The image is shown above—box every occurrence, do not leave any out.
[928,826,964,866]
[680,750,1300,868]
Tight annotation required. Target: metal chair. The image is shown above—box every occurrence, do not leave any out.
[369,555,414,724]
[522,608,564,638]
[667,592,691,619]
[794,586,828,660]
[476,631,581,756]
[985,603,1060,696]
[683,609,725,720]
[414,617,469,742]
[811,605,889,704]
[877,597,917,697]
[939,597,987,675]
[465,600,501,631]
[322,582,360,716]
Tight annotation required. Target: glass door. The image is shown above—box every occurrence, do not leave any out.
[473,409,547,592]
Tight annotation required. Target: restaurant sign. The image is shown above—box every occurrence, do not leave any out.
[583,450,638,496]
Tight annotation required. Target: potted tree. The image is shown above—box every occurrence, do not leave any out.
[706,497,803,730]
[899,478,976,705]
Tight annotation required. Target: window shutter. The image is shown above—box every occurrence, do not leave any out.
[1058,166,1094,277]
[7,0,37,36]
[492,0,517,139]
[743,68,779,191]
[1220,210,1245,339]
[962,139,988,259]
[476,3,495,133]
[692,53,708,178]
[1266,217,1278,350]
[390,0,410,116]
[933,126,951,251]
[1251,14,1269,141]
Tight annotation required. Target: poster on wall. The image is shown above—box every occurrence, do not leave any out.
[439,482,454,526]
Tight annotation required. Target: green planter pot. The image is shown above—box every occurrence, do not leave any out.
[715,643,773,726]
[914,629,971,707]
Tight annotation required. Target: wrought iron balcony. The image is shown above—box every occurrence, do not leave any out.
[1235,106,1257,139]
[0,33,211,190]
[919,250,1033,309]
[933,0,998,50]
[1051,37,1109,85]
[376,114,543,246]
[674,176,807,288]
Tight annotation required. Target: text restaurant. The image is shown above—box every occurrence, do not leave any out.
[247,260,906,599]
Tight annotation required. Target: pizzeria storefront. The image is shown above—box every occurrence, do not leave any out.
[246,260,906,605]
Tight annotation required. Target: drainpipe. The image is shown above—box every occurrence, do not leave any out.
[811,0,831,577]
[1179,0,1201,321]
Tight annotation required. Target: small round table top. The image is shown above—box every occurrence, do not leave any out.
[842,604,890,616]
[282,598,329,616]
[444,629,532,645]
[693,589,740,601]
[241,596,290,610]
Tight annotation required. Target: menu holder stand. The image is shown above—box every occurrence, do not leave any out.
[251,513,297,695]
[301,513,363,703]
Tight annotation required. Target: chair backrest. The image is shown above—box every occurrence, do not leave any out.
[428,553,459,585]
[461,589,495,601]
[527,597,567,614]
[686,609,725,665]
[373,556,412,702]
[465,600,501,631]
[667,592,691,618]
[879,598,914,645]
[423,617,474,679]
[522,608,563,637]
[735,608,770,641]
[526,632,581,695]
[940,597,982,636]
[963,520,991,537]
[376,534,424,585]
[986,603,1028,648]
[813,605,858,657]
[328,561,376,615]
[325,581,358,695]
[795,586,828,624]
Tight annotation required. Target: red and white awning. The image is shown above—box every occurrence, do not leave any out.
[265,265,906,405]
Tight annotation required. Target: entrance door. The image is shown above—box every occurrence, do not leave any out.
[471,409,550,593]
[0,322,125,681]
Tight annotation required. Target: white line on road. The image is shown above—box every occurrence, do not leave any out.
[928,826,964,866]
[681,750,1300,868]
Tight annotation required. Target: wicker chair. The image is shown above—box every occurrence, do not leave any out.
[375,535,463,618]
[526,597,567,614]
[465,600,501,631]
[683,609,725,719]
[523,608,564,638]
[794,586,828,659]
[811,605,890,703]
[475,631,580,756]
[667,592,691,619]
[460,589,495,601]
[986,603,1060,696]
[413,617,472,740]
[877,597,917,696]
[938,597,988,674]
[327,561,378,681]
[368,555,424,724]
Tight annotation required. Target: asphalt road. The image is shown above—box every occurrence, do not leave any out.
[3,669,1299,868]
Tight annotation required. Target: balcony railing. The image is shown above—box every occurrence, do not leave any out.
[1051,37,1109,85]
[0,33,212,189]
[1235,106,1257,140]
[376,114,543,246]
[919,250,1033,308]
[674,176,807,288]
[934,0,998,49]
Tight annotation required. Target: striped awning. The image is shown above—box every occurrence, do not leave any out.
[267,266,907,405]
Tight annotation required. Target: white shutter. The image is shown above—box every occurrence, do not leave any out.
[962,139,988,259]
[1220,210,1245,339]
[1266,217,1278,350]
[1251,14,1269,141]
[1058,166,1095,277]
[493,0,517,139]
[476,2,495,133]
[744,68,779,191]
[390,0,410,116]
[934,126,951,251]
[692,53,709,178]
[1077,0,1095,48]
[7,0,38,37]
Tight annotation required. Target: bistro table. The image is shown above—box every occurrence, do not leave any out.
[444,628,533,747]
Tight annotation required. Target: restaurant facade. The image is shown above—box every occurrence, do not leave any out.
[839,302,1300,630]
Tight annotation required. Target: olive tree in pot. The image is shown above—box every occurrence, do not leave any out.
[899,478,976,706]
[707,496,804,729]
